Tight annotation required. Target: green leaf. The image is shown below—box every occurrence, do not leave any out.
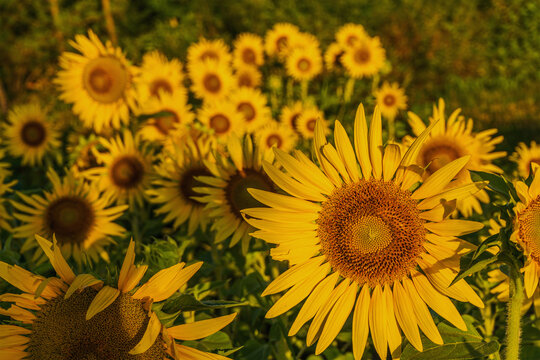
[198,331,233,351]
[473,234,501,260]
[470,170,516,200]
[241,340,270,360]
[162,293,248,313]
[450,251,498,286]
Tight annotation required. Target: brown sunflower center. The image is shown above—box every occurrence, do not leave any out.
[518,196,540,264]
[419,136,465,175]
[266,134,283,149]
[317,179,426,286]
[238,73,253,87]
[346,35,359,47]
[149,78,173,97]
[276,36,288,52]
[242,48,256,64]
[225,169,274,218]
[200,50,219,62]
[154,110,179,135]
[45,196,95,245]
[27,288,165,360]
[354,47,371,64]
[306,118,316,132]
[290,113,300,131]
[237,102,256,122]
[209,114,231,134]
[83,56,128,104]
[110,156,145,189]
[21,121,46,147]
[297,58,312,72]
[180,166,212,205]
[203,74,222,94]
[383,94,396,107]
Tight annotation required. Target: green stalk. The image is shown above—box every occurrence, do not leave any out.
[505,265,524,360]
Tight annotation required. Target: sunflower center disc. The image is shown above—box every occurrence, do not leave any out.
[21,121,46,147]
[306,118,316,131]
[419,136,464,175]
[111,156,145,189]
[149,78,173,97]
[83,56,128,104]
[238,73,253,87]
[242,48,256,64]
[45,196,95,245]
[27,289,165,360]
[203,74,222,93]
[155,110,178,135]
[237,102,256,122]
[180,167,212,204]
[200,50,218,61]
[518,196,540,264]
[266,134,282,149]
[276,36,288,51]
[346,35,359,46]
[297,59,311,72]
[209,114,230,134]
[317,179,426,286]
[226,169,274,217]
[354,48,371,64]
[383,94,396,106]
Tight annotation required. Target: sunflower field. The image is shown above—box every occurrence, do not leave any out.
[1,1,540,359]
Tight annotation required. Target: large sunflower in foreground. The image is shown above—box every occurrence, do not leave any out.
[55,30,138,133]
[194,136,275,253]
[0,236,237,359]
[342,36,386,79]
[12,169,127,264]
[404,99,506,216]
[3,103,60,166]
[243,104,485,359]
[512,141,540,179]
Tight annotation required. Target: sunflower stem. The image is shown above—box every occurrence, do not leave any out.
[48,0,64,52]
[101,0,117,45]
[300,80,308,101]
[505,264,524,360]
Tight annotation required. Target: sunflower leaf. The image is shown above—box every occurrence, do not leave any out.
[450,251,498,287]
[470,170,515,200]
[162,293,248,313]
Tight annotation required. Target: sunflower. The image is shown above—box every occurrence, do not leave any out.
[512,141,540,179]
[12,169,127,264]
[404,99,506,216]
[138,91,195,142]
[286,46,323,82]
[0,176,16,232]
[242,104,485,358]
[85,130,154,207]
[342,36,386,79]
[324,42,345,71]
[336,23,369,48]
[233,33,264,69]
[374,82,408,119]
[197,100,244,140]
[289,32,321,52]
[296,107,328,140]
[187,38,232,70]
[189,59,235,101]
[3,103,60,166]
[256,121,299,155]
[136,50,186,104]
[147,135,215,235]
[229,87,271,133]
[280,102,304,134]
[264,23,301,58]
[194,136,275,253]
[0,236,237,359]
[55,30,138,133]
[234,65,262,88]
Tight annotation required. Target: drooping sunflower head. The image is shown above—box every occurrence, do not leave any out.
[189,59,235,101]
[3,103,60,166]
[324,42,345,71]
[197,99,244,140]
[233,33,265,68]
[280,102,304,134]
[404,99,506,216]
[234,65,262,88]
[228,87,271,133]
[187,37,232,69]
[136,50,185,104]
[243,104,485,358]
[264,22,301,57]
[296,106,328,139]
[512,141,540,179]
[0,236,237,360]
[285,46,323,82]
[374,81,408,119]
[342,36,386,79]
[336,23,369,48]
[256,121,299,155]
[55,30,139,133]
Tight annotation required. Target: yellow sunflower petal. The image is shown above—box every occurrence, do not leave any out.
[35,234,76,284]
[396,120,437,184]
[129,312,162,354]
[382,144,401,182]
[425,220,483,236]
[369,285,388,360]
[262,161,327,201]
[65,274,103,299]
[334,120,360,182]
[352,285,371,360]
[174,344,232,360]
[262,257,325,296]
[168,313,237,340]
[248,188,321,212]
[369,106,383,179]
[384,285,402,359]
[0,325,31,337]
[86,285,120,320]
[393,281,422,351]
[354,104,372,179]
[118,239,136,291]
[524,262,539,298]
[417,181,488,210]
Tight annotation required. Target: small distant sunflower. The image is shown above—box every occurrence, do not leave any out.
[264,23,301,58]
[296,107,328,140]
[286,47,323,81]
[256,121,299,154]
[404,99,506,216]
[0,176,16,231]
[336,23,369,48]
[243,104,485,358]
[55,30,138,133]
[136,50,186,104]
[374,82,408,119]
[229,87,271,133]
[86,130,154,207]
[187,38,232,69]
[147,135,214,235]
[138,91,195,142]
[289,32,321,52]
[194,136,275,253]
[234,65,262,88]
[4,103,60,166]
[0,236,237,359]
[280,102,304,134]
[12,169,127,264]
[324,42,345,71]
[198,100,244,140]
[512,141,540,179]
[233,33,264,68]
[189,59,235,101]
[342,36,386,79]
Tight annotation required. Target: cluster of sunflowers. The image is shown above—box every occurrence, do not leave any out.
[0,21,540,360]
